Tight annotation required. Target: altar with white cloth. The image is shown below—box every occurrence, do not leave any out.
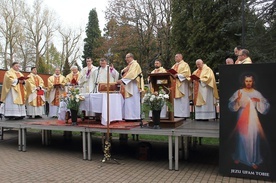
[59,93,124,125]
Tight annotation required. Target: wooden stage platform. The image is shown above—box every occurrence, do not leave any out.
[0,117,219,171]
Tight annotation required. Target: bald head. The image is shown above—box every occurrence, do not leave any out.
[174,54,183,63]
[196,59,204,69]
[226,58,234,65]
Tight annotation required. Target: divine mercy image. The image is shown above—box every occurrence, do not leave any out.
[228,74,270,169]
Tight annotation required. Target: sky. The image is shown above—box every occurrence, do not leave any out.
[25,0,109,65]
[26,0,108,32]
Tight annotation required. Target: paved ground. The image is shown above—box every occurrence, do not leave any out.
[0,129,275,183]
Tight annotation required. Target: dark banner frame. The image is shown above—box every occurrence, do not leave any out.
[219,63,276,180]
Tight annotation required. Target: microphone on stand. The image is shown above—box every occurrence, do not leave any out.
[92,67,101,93]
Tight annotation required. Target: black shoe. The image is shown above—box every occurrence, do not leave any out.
[14,117,24,120]
[5,116,14,120]
[35,115,42,119]
[153,125,161,129]
[125,119,140,122]
[196,119,208,121]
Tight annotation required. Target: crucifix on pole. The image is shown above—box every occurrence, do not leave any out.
[101,49,119,164]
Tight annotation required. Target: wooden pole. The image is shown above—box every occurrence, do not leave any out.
[102,65,111,162]
[106,65,110,141]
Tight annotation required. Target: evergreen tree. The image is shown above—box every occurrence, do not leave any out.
[48,43,61,73]
[62,57,71,77]
[82,8,101,67]
[171,0,244,70]
[37,57,48,74]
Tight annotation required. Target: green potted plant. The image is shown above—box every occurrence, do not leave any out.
[142,87,172,129]
[61,86,84,125]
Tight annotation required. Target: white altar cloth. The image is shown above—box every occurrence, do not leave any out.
[59,93,124,126]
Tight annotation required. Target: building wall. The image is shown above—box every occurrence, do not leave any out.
[0,69,51,87]
[0,69,51,99]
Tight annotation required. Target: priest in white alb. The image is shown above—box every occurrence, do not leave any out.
[25,67,46,118]
[92,58,119,93]
[148,59,167,118]
[192,59,219,121]
[117,53,144,120]
[171,53,191,118]
[1,62,26,120]
[79,57,98,93]
[47,67,66,118]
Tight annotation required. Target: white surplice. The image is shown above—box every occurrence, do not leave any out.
[194,82,216,119]
[174,76,190,118]
[92,67,119,93]
[79,65,98,93]
[121,80,141,120]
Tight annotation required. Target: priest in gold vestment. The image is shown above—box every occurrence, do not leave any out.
[149,60,167,86]
[148,60,167,118]
[0,62,26,119]
[236,49,252,64]
[117,53,144,120]
[65,65,80,85]
[25,67,45,118]
[171,54,191,118]
[47,67,66,118]
[192,59,219,120]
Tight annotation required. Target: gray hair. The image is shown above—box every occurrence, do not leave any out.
[241,49,249,57]
[126,53,134,58]
[70,65,78,70]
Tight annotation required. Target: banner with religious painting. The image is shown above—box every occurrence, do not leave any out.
[219,63,276,180]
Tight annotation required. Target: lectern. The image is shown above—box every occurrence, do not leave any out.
[148,72,174,121]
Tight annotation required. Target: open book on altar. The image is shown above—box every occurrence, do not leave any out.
[190,74,200,81]
[98,83,120,93]
[18,76,29,80]
[167,69,177,75]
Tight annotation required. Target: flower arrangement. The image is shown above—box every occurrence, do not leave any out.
[142,87,172,117]
[60,86,84,111]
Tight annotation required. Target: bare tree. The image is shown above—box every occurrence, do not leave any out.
[23,0,57,67]
[105,0,172,74]
[59,27,82,68]
[249,0,275,24]
[0,0,24,69]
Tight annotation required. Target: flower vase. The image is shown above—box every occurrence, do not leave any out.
[70,109,78,126]
[152,110,161,129]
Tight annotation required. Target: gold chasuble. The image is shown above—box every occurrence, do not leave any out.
[26,73,45,107]
[65,71,80,85]
[171,60,191,98]
[1,68,26,104]
[192,64,219,106]
[238,57,252,64]
[121,60,144,98]
[151,67,167,74]
[48,74,65,106]
[150,67,167,93]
